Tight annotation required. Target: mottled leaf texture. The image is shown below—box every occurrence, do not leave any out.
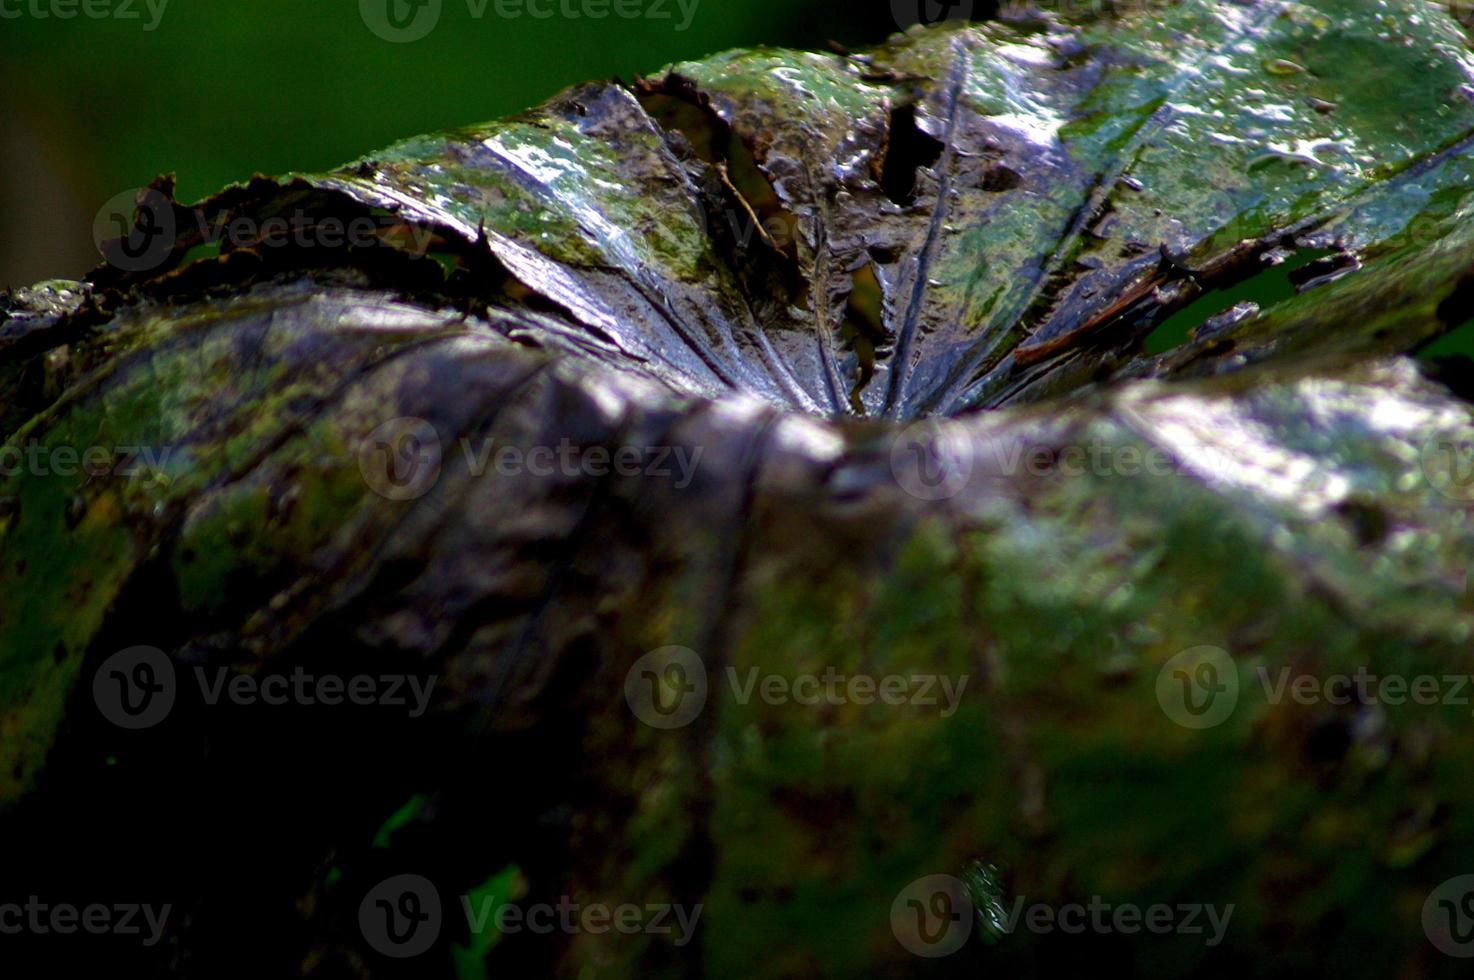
[5,3,1474,978]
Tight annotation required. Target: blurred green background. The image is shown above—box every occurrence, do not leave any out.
[0,0,939,286]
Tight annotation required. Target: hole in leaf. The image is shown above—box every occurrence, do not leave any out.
[723,138,799,259]
[1143,247,1337,355]
[878,104,944,205]
[1287,252,1360,292]
[981,165,1023,192]
[638,90,724,164]
[1414,278,1474,400]
[1334,496,1389,548]
[1305,716,1354,766]
[1418,316,1474,362]
[178,240,222,267]
[1435,273,1474,334]
[639,83,800,261]
[866,243,900,264]
[836,263,889,413]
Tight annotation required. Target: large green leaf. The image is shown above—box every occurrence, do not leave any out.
[5,2,1474,977]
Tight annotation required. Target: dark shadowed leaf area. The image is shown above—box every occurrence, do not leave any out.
[6,2,1474,977]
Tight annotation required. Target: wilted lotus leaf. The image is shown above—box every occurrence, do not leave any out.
[5,2,1474,977]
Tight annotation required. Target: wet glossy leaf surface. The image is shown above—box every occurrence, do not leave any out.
[5,3,1474,977]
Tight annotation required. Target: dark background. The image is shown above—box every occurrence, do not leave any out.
[0,0,989,287]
